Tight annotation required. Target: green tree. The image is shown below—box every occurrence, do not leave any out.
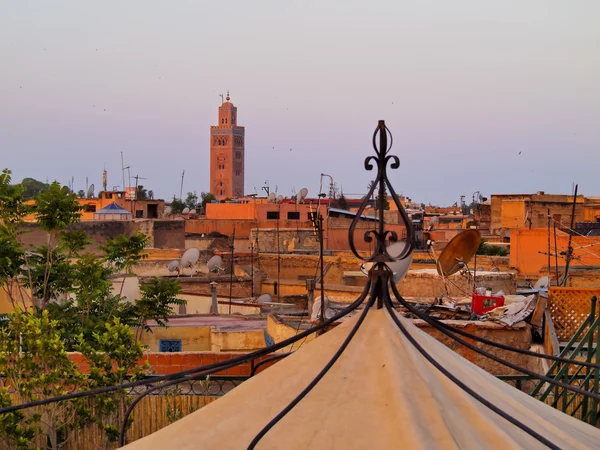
[0,310,86,449]
[169,196,185,214]
[58,230,91,258]
[200,192,216,209]
[77,190,85,199]
[75,318,148,446]
[135,185,148,201]
[184,192,199,210]
[132,278,184,341]
[102,232,149,295]
[20,178,49,200]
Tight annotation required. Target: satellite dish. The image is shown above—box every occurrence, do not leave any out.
[207,255,223,273]
[180,248,200,276]
[359,241,413,284]
[297,188,308,204]
[163,206,172,217]
[167,260,180,273]
[428,216,439,231]
[86,184,95,198]
[267,192,276,203]
[436,229,481,277]
[276,195,284,204]
[190,209,197,215]
[534,276,549,290]
[182,207,190,214]
[257,293,272,303]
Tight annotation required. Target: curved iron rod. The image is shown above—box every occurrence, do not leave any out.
[0,280,372,416]
[250,353,291,377]
[247,288,376,450]
[389,282,600,401]
[382,288,560,450]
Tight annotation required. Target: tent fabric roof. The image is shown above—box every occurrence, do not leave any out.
[124,309,600,449]
[95,202,131,214]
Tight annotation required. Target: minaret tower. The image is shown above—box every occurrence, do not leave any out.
[210,91,245,199]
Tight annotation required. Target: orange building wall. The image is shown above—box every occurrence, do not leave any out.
[510,228,600,277]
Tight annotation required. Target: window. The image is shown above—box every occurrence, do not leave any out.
[105,192,113,199]
[236,152,241,160]
[85,204,96,212]
[266,211,280,220]
[136,210,144,218]
[308,212,317,222]
[159,339,182,352]
[220,190,223,195]
[235,170,240,176]
[220,182,223,186]
[287,211,300,220]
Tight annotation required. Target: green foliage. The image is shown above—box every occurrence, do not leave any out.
[0,169,30,229]
[102,232,149,275]
[477,240,508,256]
[77,190,85,199]
[28,246,75,308]
[58,230,91,257]
[75,318,148,444]
[34,182,82,233]
[20,178,50,200]
[0,310,86,449]
[200,192,216,209]
[184,192,198,210]
[133,278,184,339]
[169,196,185,214]
[0,388,37,450]
[135,185,148,201]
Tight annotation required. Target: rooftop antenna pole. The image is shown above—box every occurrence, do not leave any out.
[319,213,325,329]
[219,94,224,105]
[562,183,578,286]
[121,152,125,193]
[133,174,147,218]
[229,228,235,314]
[180,170,185,201]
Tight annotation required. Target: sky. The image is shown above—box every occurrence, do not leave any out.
[1,1,599,205]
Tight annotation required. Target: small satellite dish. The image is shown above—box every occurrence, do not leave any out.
[359,241,413,284]
[257,293,272,303]
[167,260,180,274]
[180,248,200,276]
[436,229,481,277]
[276,195,284,204]
[86,184,95,198]
[182,207,190,214]
[207,255,223,273]
[297,187,308,204]
[267,192,276,203]
[428,216,439,231]
[190,209,197,215]
[163,206,172,217]
[534,276,549,290]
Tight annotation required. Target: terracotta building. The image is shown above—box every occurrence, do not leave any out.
[210,92,245,200]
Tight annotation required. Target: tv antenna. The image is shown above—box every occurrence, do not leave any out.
[262,180,270,196]
[180,170,185,200]
[219,94,224,104]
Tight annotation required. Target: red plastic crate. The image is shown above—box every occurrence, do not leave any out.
[471,293,505,315]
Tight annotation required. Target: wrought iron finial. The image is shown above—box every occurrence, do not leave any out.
[348,120,414,262]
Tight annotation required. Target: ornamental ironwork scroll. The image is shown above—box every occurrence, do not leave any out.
[348,120,415,262]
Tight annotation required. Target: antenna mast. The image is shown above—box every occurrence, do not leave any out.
[180,170,185,200]
[121,152,125,193]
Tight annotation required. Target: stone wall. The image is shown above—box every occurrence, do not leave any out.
[250,228,319,253]
[153,220,185,249]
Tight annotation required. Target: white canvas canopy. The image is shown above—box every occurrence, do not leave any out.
[125,309,600,449]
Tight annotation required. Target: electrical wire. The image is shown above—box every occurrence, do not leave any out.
[382,291,560,450]
[0,285,371,416]
[389,282,600,401]
[247,285,375,449]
